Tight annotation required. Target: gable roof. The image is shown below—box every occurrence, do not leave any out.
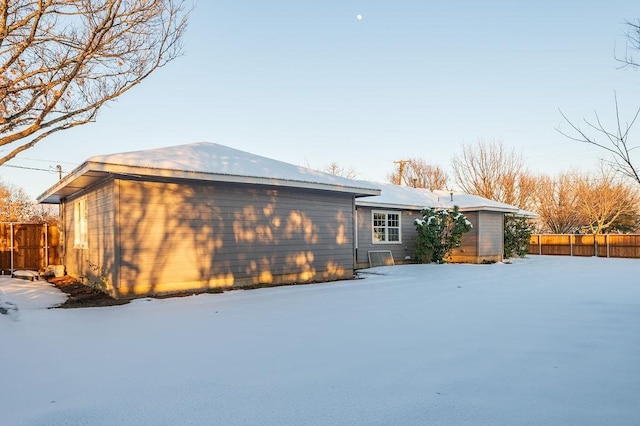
[37,142,381,203]
[355,183,534,215]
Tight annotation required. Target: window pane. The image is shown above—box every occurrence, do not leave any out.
[373,213,385,227]
[74,202,80,246]
[74,198,88,248]
[388,214,399,227]
[373,227,386,242]
[388,228,400,241]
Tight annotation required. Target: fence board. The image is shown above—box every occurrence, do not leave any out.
[528,234,640,259]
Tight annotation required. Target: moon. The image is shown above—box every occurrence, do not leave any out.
[356,14,363,21]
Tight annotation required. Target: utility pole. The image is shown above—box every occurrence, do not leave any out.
[393,160,410,185]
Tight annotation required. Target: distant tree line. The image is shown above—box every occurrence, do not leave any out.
[325,139,640,235]
[0,181,57,223]
[447,141,640,234]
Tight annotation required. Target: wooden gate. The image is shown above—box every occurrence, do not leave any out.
[0,223,60,274]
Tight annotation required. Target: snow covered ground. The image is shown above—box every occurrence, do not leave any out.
[1,256,638,426]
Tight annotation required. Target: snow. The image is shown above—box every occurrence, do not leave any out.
[87,142,380,193]
[356,183,522,213]
[0,278,66,320]
[1,256,639,425]
[38,142,381,203]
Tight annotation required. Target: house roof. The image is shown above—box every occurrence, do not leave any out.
[355,183,535,215]
[37,142,381,203]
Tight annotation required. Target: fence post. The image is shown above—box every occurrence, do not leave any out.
[10,223,14,273]
[538,234,542,255]
[44,223,49,268]
[570,234,573,257]
[606,234,610,258]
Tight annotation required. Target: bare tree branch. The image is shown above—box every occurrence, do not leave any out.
[0,0,190,165]
[451,140,534,209]
[615,19,640,69]
[323,161,358,179]
[558,93,640,186]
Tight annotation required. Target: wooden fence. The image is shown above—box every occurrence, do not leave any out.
[0,223,60,274]
[528,234,640,259]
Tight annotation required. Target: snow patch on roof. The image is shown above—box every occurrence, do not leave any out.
[86,142,379,192]
[356,183,521,212]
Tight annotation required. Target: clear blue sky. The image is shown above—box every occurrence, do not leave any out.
[4,0,640,199]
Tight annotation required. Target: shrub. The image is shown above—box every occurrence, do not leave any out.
[414,206,473,263]
[504,214,532,258]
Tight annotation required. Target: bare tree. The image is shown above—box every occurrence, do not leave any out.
[29,203,59,223]
[533,172,583,234]
[323,161,357,179]
[616,19,640,69]
[0,0,189,165]
[0,180,49,221]
[451,140,534,209]
[387,158,449,190]
[574,166,640,234]
[559,93,640,186]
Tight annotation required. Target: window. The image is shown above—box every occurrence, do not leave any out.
[74,197,88,249]
[372,211,401,243]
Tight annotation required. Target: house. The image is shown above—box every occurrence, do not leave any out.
[355,183,528,266]
[37,142,380,298]
[37,142,532,298]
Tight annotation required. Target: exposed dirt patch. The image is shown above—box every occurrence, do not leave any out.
[45,274,360,308]
[47,276,130,308]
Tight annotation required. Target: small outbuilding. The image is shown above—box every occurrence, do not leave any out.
[355,183,524,266]
[38,142,380,298]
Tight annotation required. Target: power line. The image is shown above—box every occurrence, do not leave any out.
[17,157,77,165]
[1,163,66,174]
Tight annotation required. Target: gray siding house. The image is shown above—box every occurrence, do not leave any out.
[355,183,522,267]
[38,143,379,298]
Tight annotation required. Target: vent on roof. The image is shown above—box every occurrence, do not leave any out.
[368,250,395,267]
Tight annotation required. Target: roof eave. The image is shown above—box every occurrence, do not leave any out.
[458,206,520,213]
[37,161,93,204]
[515,209,539,218]
[356,200,450,210]
[356,200,520,213]
[37,162,381,203]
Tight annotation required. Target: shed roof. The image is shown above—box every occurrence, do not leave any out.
[37,142,381,203]
[355,183,534,215]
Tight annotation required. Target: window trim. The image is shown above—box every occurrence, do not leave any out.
[371,210,402,244]
[73,197,88,249]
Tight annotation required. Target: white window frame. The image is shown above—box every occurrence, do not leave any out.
[372,210,401,244]
[73,197,88,249]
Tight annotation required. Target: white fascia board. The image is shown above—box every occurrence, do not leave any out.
[457,205,520,213]
[356,200,519,214]
[356,201,446,210]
